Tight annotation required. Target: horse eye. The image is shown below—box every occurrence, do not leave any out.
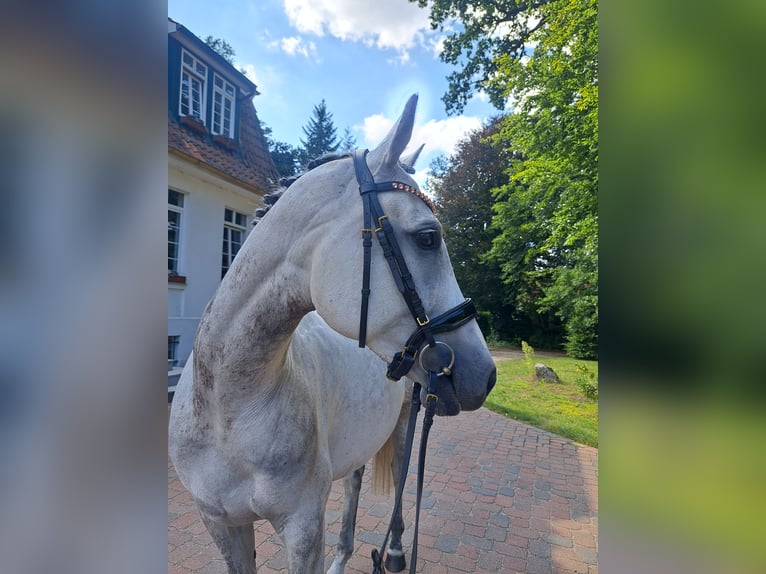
[415,230,439,250]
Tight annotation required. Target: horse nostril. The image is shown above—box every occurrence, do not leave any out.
[487,367,497,396]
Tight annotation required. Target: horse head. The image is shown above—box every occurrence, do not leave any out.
[290,94,496,416]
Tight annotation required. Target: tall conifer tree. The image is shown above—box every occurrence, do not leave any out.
[298,100,340,166]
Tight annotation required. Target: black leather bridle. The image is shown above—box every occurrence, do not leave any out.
[352,149,480,574]
[352,149,478,381]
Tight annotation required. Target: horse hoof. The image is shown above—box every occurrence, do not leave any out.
[385,552,406,573]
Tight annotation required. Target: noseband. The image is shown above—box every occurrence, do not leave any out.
[352,149,477,380]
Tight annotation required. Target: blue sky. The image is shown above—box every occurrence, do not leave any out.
[168,0,501,187]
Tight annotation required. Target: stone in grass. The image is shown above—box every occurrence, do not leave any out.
[535,363,560,383]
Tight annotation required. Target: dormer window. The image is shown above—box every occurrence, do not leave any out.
[212,73,236,138]
[180,49,207,121]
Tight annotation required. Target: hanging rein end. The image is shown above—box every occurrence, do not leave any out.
[371,548,386,574]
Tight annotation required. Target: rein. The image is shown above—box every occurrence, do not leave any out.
[351,149,478,573]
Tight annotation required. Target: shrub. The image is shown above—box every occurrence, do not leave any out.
[574,362,598,400]
[521,340,535,380]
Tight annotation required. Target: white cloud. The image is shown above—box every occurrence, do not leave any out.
[359,113,484,161]
[237,63,260,86]
[357,113,484,189]
[268,36,320,61]
[426,34,447,58]
[359,114,394,147]
[282,0,431,52]
[386,51,411,66]
[411,116,484,157]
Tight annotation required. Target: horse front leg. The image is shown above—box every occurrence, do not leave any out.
[280,490,330,574]
[199,513,256,574]
[386,391,412,573]
[327,465,365,574]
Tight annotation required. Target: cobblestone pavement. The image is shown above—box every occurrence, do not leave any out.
[169,405,598,574]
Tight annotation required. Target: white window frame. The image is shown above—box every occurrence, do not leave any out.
[168,189,184,275]
[179,48,207,122]
[222,208,247,279]
[212,73,236,138]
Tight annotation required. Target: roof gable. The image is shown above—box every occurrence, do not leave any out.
[168,18,278,194]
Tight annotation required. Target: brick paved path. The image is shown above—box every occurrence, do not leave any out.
[169,408,598,574]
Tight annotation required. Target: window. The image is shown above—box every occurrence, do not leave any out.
[222,208,247,278]
[168,336,180,366]
[180,49,207,121]
[168,189,184,274]
[212,73,236,138]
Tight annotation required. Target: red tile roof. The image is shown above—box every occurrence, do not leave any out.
[168,100,279,195]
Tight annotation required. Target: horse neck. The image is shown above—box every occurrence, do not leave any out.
[192,195,319,410]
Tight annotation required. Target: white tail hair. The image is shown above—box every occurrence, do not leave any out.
[371,435,394,495]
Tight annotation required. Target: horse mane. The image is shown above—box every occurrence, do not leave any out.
[252,153,350,227]
[252,152,426,227]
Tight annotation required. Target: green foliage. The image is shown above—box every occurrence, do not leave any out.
[338,126,357,153]
[204,36,236,64]
[269,141,301,178]
[410,0,553,115]
[415,0,598,359]
[427,120,508,316]
[260,122,300,178]
[298,99,340,167]
[428,118,562,345]
[521,340,535,380]
[574,362,598,400]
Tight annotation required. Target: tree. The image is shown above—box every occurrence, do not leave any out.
[298,100,340,166]
[204,36,236,64]
[339,126,357,153]
[415,0,598,358]
[428,118,562,347]
[410,0,553,115]
[260,122,300,178]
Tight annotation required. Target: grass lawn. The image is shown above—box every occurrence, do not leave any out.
[484,354,598,447]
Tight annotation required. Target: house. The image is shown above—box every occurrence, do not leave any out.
[167,18,279,378]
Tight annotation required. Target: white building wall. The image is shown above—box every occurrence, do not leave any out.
[168,154,264,366]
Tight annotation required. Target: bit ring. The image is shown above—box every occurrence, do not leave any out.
[418,341,455,376]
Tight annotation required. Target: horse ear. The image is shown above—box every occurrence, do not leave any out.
[369,94,418,169]
[400,143,425,173]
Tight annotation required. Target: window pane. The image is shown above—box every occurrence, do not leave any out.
[230,233,241,259]
[235,213,246,227]
[225,209,232,222]
[190,78,203,119]
[168,336,180,361]
[168,189,184,207]
[180,76,190,116]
